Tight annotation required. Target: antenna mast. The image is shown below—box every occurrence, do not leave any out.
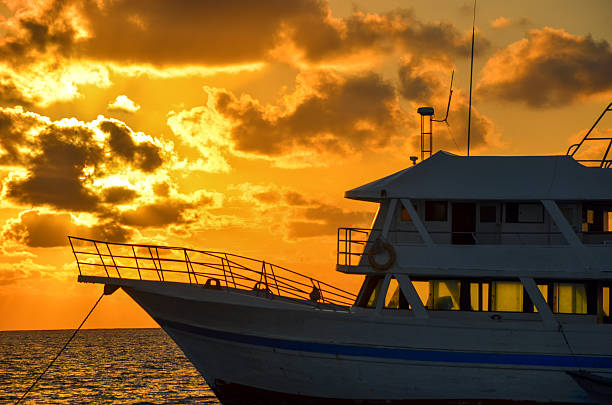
[467,0,476,157]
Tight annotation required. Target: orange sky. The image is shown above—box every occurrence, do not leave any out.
[0,0,611,330]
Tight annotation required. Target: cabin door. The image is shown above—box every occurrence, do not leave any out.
[452,203,476,244]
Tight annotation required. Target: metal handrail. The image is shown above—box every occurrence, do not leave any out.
[69,236,356,307]
[337,227,612,266]
[567,102,612,167]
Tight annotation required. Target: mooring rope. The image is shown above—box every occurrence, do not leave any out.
[16,292,105,404]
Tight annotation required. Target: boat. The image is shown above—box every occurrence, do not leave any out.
[71,103,612,404]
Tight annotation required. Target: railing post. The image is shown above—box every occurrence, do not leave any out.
[155,247,164,281]
[269,264,280,296]
[148,246,162,281]
[338,228,342,264]
[68,237,82,276]
[347,229,352,266]
[224,254,236,288]
[106,242,121,278]
[218,255,228,288]
[93,241,110,277]
[184,249,192,284]
[132,245,142,280]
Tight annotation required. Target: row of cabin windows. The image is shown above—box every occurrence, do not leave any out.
[401,202,544,224]
[402,201,612,231]
[359,276,611,318]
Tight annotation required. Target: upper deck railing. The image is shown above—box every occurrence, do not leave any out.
[566,102,612,167]
[337,227,612,266]
[69,236,356,308]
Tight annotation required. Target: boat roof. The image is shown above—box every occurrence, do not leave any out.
[345,151,612,202]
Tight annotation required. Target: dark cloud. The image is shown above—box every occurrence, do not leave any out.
[478,28,612,108]
[99,120,163,172]
[102,187,139,204]
[1,0,329,66]
[0,107,167,212]
[217,71,405,156]
[0,79,32,107]
[253,190,282,204]
[118,194,213,228]
[5,124,104,211]
[1,1,486,69]
[292,9,487,63]
[284,191,310,206]
[398,60,439,101]
[2,210,132,247]
[288,203,371,238]
[0,107,38,165]
[119,201,190,228]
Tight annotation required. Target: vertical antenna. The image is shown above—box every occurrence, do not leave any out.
[467,0,476,157]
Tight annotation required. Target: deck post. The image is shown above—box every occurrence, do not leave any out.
[400,198,434,247]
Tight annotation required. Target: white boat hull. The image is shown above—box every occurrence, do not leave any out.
[82,276,612,404]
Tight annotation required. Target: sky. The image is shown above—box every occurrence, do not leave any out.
[0,0,611,330]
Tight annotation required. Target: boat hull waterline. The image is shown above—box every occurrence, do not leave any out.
[84,276,611,404]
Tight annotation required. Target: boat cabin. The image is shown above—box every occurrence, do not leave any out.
[338,151,612,323]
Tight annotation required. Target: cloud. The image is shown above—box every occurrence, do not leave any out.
[102,186,139,204]
[2,210,132,247]
[117,190,218,228]
[98,120,163,172]
[287,8,486,66]
[478,28,612,108]
[107,95,140,113]
[284,191,310,206]
[288,203,372,238]
[0,0,328,66]
[397,58,442,102]
[214,71,407,160]
[490,16,531,29]
[0,258,55,286]
[0,60,111,107]
[0,107,168,212]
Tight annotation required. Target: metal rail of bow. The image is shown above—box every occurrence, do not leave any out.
[68,236,356,307]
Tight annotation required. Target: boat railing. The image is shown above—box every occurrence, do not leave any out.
[566,102,612,168]
[336,227,609,266]
[69,236,356,308]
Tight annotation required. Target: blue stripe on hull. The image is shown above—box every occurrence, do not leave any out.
[157,317,612,369]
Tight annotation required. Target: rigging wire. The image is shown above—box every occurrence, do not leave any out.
[467,0,476,157]
[16,292,105,404]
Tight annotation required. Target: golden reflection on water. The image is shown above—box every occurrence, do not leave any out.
[0,329,219,404]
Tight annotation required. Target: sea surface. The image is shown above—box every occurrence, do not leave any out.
[0,328,220,404]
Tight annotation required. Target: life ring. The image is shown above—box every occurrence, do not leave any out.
[367,239,396,270]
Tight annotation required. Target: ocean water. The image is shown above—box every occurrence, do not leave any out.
[0,328,220,404]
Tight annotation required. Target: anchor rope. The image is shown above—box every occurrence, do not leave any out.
[16,292,105,404]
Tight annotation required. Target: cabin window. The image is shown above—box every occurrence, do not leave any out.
[505,203,544,223]
[425,201,447,222]
[384,278,409,309]
[400,203,418,222]
[412,281,430,308]
[581,204,612,233]
[555,283,587,314]
[470,281,490,311]
[491,281,523,312]
[431,280,461,310]
[479,206,497,223]
[356,276,384,308]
